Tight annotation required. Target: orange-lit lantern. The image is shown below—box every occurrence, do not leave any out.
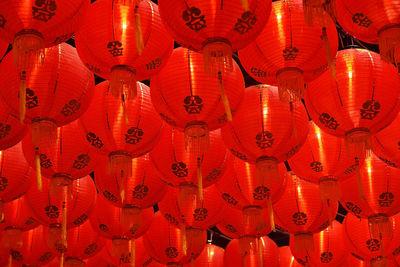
[279,246,303,267]
[341,154,400,239]
[158,0,272,76]
[75,0,173,100]
[224,236,279,267]
[151,47,244,153]
[273,173,337,253]
[302,0,335,26]
[239,0,338,101]
[0,98,26,150]
[335,0,400,64]
[186,244,224,267]
[305,48,400,160]
[288,122,358,205]
[221,84,309,185]
[143,212,206,265]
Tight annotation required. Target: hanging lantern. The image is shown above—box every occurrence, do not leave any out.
[273,172,337,253]
[187,244,224,267]
[343,213,400,267]
[95,153,166,209]
[341,154,400,239]
[288,122,358,206]
[279,246,304,267]
[289,220,347,266]
[85,245,119,267]
[143,212,206,265]
[151,47,244,154]
[0,99,26,150]
[5,225,55,266]
[158,0,271,76]
[79,80,163,197]
[221,84,309,185]
[305,48,400,160]
[22,120,99,195]
[89,195,154,263]
[216,158,287,233]
[224,236,279,267]
[238,0,338,102]
[75,0,174,100]
[150,126,229,201]
[335,0,400,64]
[302,0,335,26]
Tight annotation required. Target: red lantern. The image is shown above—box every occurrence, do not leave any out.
[273,173,337,253]
[335,0,400,64]
[95,153,166,209]
[186,244,224,267]
[85,245,117,267]
[289,220,347,266]
[221,84,309,185]
[89,195,154,264]
[158,185,223,231]
[238,0,338,101]
[288,122,358,204]
[343,213,400,266]
[22,120,99,193]
[158,0,272,76]
[304,48,400,159]
[341,154,400,239]
[79,80,163,199]
[216,158,287,233]
[0,100,26,150]
[224,236,279,267]
[75,0,173,99]
[302,0,335,26]
[150,47,245,152]
[143,212,206,265]
[150,126,229,200]
[279,246,303,267]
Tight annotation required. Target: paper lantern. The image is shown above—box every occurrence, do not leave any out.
[221,84,309,185]
[158,0,271,76]
[341,154,400,239]
[79,80,163,197]
[150,126,229,200]
[335,0,400,64]
[85,245,117,267]
[238,0,338,101]
[224,236,279,267]
[0,99,26,150]
[95,153,166,209]
[288,122,358,204]
[273,173,337,253]
[305,48,400,160]
[185,244,224,267]
[279,246,303,267]
[75,0,173,99]
[143,212,206,265]
[302,0,335,26]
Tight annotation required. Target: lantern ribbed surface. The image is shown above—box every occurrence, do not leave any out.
[0,195,39,232]
[188,244,224,267]
[0,99,27,150]
[279,246,303,267]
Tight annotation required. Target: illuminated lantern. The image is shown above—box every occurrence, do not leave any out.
[288,122,358,205]
[95,154,166,209]
[341,154,400,239]
[158,0,272,77]
[150,126,228,200]
[224,236,279,267]
[186,244,224,267]
[80,80,163,201]
[0,40,7,58]
[273,172,337,252]
[6,225,55,266]
[143,212,206,265]
[85,246,117,267]
[0,100,26,150]
[75,0,173,100]
[89,196,154,265]
[335,0,400,64]
[302,0,335,26]
[216,158,287,233]
[150,47,245,153]
[372,111,400,168]
[343,213,400,267]
[22,120,99,194]
[238,0,338,102]
[221,84,309,185]
[279,246,303,267]
[305,48,400,160]
[289,220,347,266]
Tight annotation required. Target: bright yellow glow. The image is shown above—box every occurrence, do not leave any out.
[122,23,127,29]
[366,156,373,198]
[263,108,268,115]
[275,5,286,49]
[348,72,353,78]
[119,5,129,47]
[276,14,282,20]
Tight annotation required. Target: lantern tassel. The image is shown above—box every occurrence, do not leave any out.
[107,152,132,183]
[112,238,129,258]
[181,224,187,255]
[255,157,279,186]
[243,206,266,234]
[321,27,336,81]
[267,197,275,232]
[293,233,314,252]
[120,176,125,203]
[196,157,204,201]
[31,119,58,149]
[184,122,210,155]
[110,66,137,100]
[241,0,249,11]
[121,205,142,231]
[378,25,400,64]
[19,71,26,123]
[276,67,304,102]
[60,252,64,267]
[50,175,73,198]
[217,72,233,122]
[368,214,392,239]
[290,102,298,140]
[8,253,12,267]
[191,260,194,267]
[202,41,233,77]
[135,5,144,55]
[345,129,372,160]
[35,148,42,191]
[303,0,330,26]
[258,237,263,267]
[13,30,44,70]
[62,201,67,250]
[239,236,256,260]
[130,238,135,267]
[319,176,341,204]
